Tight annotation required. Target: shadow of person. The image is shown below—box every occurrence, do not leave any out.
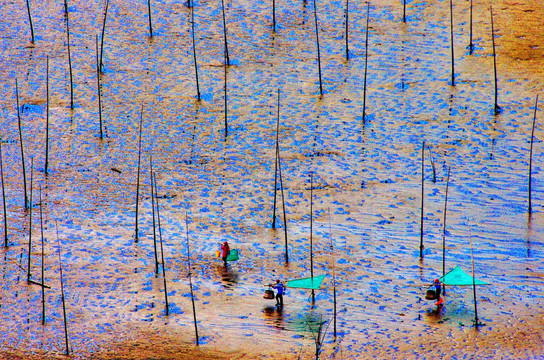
[216,264,239,289]
[262,305,285,330]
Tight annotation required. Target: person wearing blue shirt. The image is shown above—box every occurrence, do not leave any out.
[274,279,285,307]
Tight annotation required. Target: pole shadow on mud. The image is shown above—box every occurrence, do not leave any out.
[55,221,70,355]
[16,79,29,210]
[185,212,199,345]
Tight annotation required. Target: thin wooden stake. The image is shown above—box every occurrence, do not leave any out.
[310,171,315,304]
[468,0,473,54]
[99,0,110,73]
[328,208,337,338]
[419,141,425,258]
[468,224,479,328]
[39,187,45,324]
[27,158,34,282]
[45,56,50,174]
[362,2,370,123]
[65,2,74,110]
[0,139,7,247]
[491,6,500,115]
[185,212,199,345]
[277,135,288,262]
[272,89,280,229]
[529,95,538,214]
[344,0,349,60]
[427,145,436,183]
[150,155,159,274]
[449,0,455,86]
[402,0,406,23]
[134,106,144,242]
[154,172,169,315]
[191,6,201,101]
[442,166,450,293]
[55,221,70,355]
[221,0,230,64]
[26,0,35,43]
[16,80,29,210]
[96,35,103,139]
[313,0,323,97]
[224,53,228,138]
[147,0,153,37]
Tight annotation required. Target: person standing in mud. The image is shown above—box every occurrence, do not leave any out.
[220,241,230,265]
[434,278,443,307]
[274,279,285,307]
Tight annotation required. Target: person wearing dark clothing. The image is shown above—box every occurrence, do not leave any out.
[220,241,230,265]
[274,279,285,307]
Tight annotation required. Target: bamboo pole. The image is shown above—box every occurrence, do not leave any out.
[134,106,144,242]
[191,5,201,101]
[150,155,159,274]
[529,95,538,214]
[224,53,228,138]
[468,0,473,55]
[154,173,169,315]
[277,135,288,262]
[55,221,70,355]
[26,0,35,43]
[45,56,50,174]
[312,0,323,96]
[310,171,315,304]
[221,0,230,64]
[272,0,276,31]
[272,89,280,229]
[27,158,34,282]
[328,208,337,338]
[16,79,29,210]
[419,141,425,258]
[442,166,450,294]
[344,0,349,60]
[362,2,370,123]
[65,2,74,110]
[147,0,153,37]
[449,0,455,86]
[185,212,199,345]
[468,225,479,328]
[96,36,103,139]
[490,6,500,115]
[0,139,7,247]
[39,187,45,324]
[99,0,110,73]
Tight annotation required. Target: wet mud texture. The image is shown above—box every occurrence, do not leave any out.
[1,0,544,359]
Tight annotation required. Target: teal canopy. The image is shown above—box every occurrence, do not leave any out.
[287,274,326,289]
[439,266,489,286]
[226,249,239,262]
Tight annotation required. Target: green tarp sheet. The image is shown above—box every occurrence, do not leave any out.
[226,249,239,262]
[439,266,489,286]
[286,274,326,289]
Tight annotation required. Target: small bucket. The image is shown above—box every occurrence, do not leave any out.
[215,250,221,258]
[263,289,275,299]
[425,288,437,300]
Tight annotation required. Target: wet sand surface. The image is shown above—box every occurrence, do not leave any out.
[0,0,544,358]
